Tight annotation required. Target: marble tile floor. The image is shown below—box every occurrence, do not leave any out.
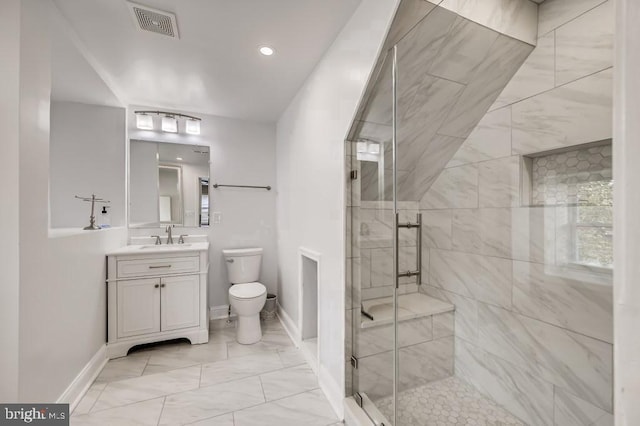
[375,376,524,426]
[72,319,342,426]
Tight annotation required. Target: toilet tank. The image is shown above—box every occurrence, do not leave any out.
[222,248,263,284]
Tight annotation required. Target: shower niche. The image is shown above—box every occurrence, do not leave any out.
[521,141,613,271]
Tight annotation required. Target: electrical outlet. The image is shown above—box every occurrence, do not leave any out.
[212,211,222,224]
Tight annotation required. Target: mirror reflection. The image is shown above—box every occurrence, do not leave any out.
[129,140,210,228]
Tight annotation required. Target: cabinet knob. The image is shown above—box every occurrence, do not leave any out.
[154,284,159,288]
[161,284,166,288]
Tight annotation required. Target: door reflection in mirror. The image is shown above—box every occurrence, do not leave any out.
[129,139,210,228]
[199,177,209,226]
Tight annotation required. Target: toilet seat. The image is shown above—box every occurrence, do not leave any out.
[229,282,266,300]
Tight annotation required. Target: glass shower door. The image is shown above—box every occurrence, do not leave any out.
[348,43,426,425]
[348,49,399,425]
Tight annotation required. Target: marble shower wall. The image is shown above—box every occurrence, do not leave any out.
[418,1,614,425]
[350,0,535,202]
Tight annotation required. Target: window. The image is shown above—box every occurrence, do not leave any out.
[527,141,612,269]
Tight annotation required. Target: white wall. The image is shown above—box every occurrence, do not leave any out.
[614,0,640,424]
[0,0,21,403]
[128,107,277,309]
[275,0,399,414]
[50,101,126,228]
[17,1,128,402]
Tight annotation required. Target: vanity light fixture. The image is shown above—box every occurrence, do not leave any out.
[136,113,154,130]
[176,157,183,161]
[185,119,201,135]
[134,110,202,134]
[259,46,274,56]
[161,115,178,133]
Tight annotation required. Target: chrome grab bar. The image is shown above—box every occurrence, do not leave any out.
[395,213,422,288]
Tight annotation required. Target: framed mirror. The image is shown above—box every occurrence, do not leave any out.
[129,139,210,228]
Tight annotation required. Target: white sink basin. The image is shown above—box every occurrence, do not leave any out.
[140,244,192,249]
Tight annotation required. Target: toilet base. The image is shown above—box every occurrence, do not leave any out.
[236,314,263,344]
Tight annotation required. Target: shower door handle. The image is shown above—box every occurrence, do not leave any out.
[395,213,422,288]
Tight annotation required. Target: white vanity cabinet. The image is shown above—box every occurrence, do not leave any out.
[106,244,209,358]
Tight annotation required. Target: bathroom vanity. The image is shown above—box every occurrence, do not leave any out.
[106,242,209,358]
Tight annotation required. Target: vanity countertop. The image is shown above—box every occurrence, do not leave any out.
[107,241,209,256]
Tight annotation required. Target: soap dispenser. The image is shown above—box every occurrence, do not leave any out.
[99,205,111,228]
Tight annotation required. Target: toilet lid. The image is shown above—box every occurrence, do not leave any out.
[229,282,266,299]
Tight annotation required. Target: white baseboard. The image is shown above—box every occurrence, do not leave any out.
[300,340,319,375]
[276,303,301,345]
[58,345,107,412]
[319,363,345,420]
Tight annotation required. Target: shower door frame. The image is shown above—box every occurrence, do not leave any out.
[348,43,408,426]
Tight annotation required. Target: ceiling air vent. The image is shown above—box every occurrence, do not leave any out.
[127,2,179,39]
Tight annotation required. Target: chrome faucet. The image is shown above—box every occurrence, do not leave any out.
[151,235,162,245]
[165,225,174,244]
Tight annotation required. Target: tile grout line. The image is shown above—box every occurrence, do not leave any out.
[232,387,325,417]
[84,384,108,415]
[510,307,613,345]
[84,368,203,415]
[140,356,151,376]
[258,375,268,403]
[499,66,612,113]
[538,0,610,40]
[203,385,324,423]
[156,396,167,426]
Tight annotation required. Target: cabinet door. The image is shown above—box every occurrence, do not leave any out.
[161,275,200,331]
[117,278,161,338]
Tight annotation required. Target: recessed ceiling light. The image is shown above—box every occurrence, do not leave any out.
[259,46,274,56]
[176,157,183,161]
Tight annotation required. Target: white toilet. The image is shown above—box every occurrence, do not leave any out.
[223,248,267,344]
